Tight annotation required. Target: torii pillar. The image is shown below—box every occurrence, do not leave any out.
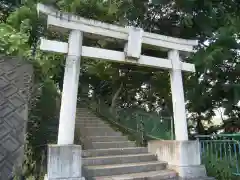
[58,30,83,145]
[169,50,188,140]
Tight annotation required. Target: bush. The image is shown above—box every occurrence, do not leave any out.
[20,79,60,179]
[203,154,240,180]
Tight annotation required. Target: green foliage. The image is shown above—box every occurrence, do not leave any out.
[0,23,29,55]
[0,0,21,22]
[202,154,240,180]
[23,79,59,179]
[42,0,129,25]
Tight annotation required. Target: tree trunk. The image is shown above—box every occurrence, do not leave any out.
[196,113,205,134]
[110,82,123,114]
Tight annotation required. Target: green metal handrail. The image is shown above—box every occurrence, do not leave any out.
[86,98,174,145]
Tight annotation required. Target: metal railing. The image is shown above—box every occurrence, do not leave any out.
[83,97,174,145]
[116,107,174,140]
[196,134,240,178]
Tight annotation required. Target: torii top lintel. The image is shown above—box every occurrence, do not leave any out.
[37,3,197,73]
[37,3,198,53]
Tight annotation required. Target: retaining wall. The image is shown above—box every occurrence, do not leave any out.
[0,56,33,179]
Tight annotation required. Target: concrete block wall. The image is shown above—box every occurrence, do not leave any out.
[0,56,33,179]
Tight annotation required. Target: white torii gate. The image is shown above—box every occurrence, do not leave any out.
[37,3,198,145]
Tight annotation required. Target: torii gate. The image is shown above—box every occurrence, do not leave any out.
[37,3,197,145]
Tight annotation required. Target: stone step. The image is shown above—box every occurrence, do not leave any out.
[76,113,98,115]
[82,147,148,157]
[76,113,96,119]
[84,136,128,142]
[81,141,95,150]
[76,121,106,125]
[76,118,101,121]
[83,153,157,166]
[76,114,98,117]
[76,111,92,113]
[89,141,135,149]
[76,108,91,111]
[80,127,115,133]
[78,123,106,128]
[93,170,177,180]
[78,124,110,128]
[77,124,110,128]
[76,111,91,113]
[84,161,167,177]
[76,121,104,124]
[77,117,100,120]
[76,120,104,123]
[76,114,96,117]
[77,123,106,126]
[76,114,98,116]
[81,131,122,137]
[80,128,121,136]
[76,111,93,114]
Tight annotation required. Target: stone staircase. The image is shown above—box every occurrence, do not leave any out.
[76,108,178,180]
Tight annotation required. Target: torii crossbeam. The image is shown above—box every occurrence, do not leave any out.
[37,3,198,145]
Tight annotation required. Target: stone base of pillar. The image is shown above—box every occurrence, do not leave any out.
[148,140,213,179]
[47,145,84,180]
[169,164,207,179]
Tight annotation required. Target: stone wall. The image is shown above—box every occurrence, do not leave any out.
[0,56,33,179]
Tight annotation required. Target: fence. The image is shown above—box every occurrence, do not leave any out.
[196,134,240,179]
